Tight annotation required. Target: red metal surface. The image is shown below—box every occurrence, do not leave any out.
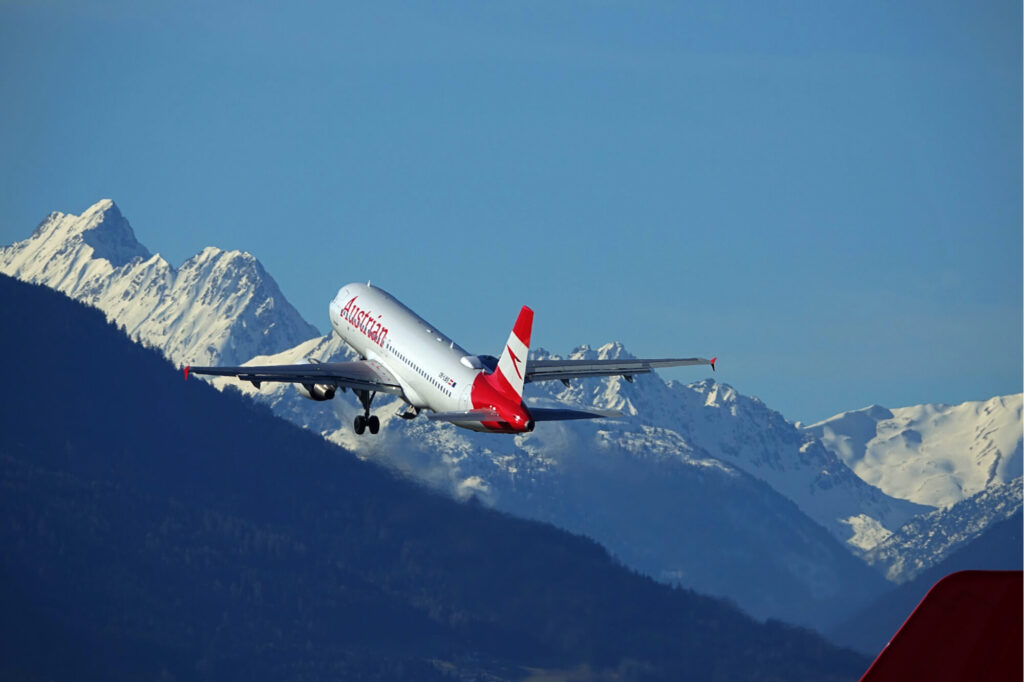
[860,570,1023,682]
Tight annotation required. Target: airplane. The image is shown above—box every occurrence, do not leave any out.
[185,282,715,435]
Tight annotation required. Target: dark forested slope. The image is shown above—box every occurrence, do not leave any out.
[0,274,867,681]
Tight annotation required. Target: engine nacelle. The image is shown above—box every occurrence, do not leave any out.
[296,383,336,401]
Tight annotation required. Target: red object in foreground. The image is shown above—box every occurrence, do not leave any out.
[184,365,190,381]
[860,570,1022,682]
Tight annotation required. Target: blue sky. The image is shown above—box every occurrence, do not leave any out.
[1,1,1020,423]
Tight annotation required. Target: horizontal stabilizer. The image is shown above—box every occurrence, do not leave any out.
[428,406,622,424]
[529,407,623,421]
[525,357,714,383]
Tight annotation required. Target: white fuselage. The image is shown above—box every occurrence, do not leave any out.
[329,283,479,414]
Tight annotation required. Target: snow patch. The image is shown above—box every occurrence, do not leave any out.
[841,514,893,552]
[0,199,319,366]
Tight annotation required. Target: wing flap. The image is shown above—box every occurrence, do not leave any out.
[428,407,622,423]
[186,359,403,394]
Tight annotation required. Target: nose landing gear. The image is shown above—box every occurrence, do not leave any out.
[397,406,420,420]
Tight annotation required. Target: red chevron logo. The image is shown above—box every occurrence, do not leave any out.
[506,344,523,380]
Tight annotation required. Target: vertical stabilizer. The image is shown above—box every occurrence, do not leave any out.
[492,306,533,400]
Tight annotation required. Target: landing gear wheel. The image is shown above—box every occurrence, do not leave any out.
[353,389,378,436]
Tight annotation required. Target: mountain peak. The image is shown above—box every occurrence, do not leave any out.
[30,198,117,234]
[1,198,320,367]
[77,200,150,267]
[51,198,123,235]
[688,378,739,407]
[26,198,150,267]
[563,342,637,362]
[81,197,120,220]
[596,341,634,360]
[188,246,262,270]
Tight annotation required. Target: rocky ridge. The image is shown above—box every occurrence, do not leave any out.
[0,199,318,366]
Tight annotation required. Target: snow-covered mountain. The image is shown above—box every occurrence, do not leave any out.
[0,199,318,365]
[800,392,1023,584]
[204,337,926,627]
[7,198,1014,631]
[211,338,887,628]
[213,339,926,549]
[859,475,1023,583]
[804,396,1023,509]
[522,346,930,550]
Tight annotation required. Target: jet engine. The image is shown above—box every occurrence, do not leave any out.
[296,383,336,401]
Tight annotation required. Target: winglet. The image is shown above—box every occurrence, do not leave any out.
[710,357,716,372]
[184,365,190,381]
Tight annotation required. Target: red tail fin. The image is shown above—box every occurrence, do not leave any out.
[491,306,532,401]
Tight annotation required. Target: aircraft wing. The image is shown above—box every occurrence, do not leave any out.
[524,357,715,384]
[185,359,404,395]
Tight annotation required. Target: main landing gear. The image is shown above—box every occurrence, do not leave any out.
[353,389,379,435]
[354,414,379,435]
